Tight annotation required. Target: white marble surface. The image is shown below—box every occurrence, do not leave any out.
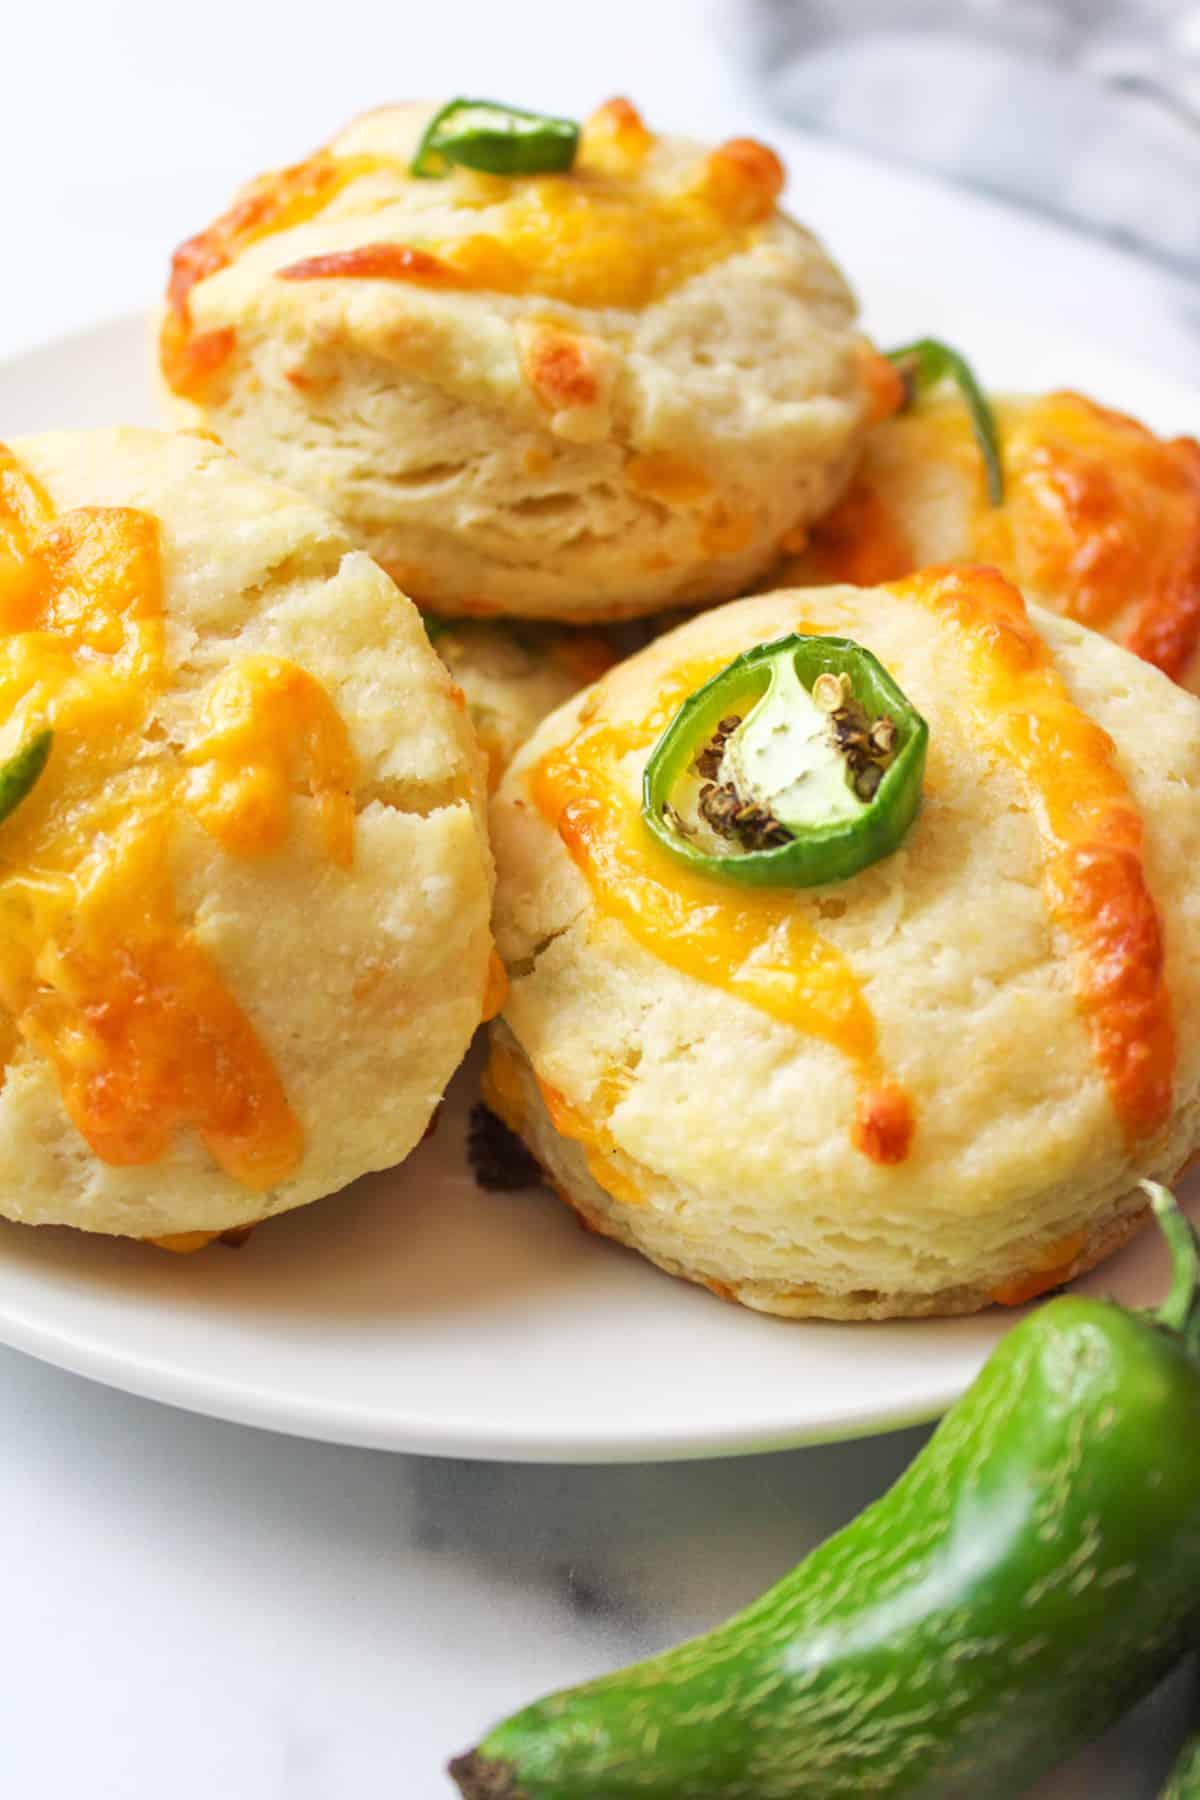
[1,3,1198,1794]
[0,1349,1193,1799]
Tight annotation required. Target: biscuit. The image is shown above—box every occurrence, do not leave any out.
[488,576,1200,1318]
[430,619,618,788]
[158,99,881,621]
[0,428,492,1242]
[779,390,1200,690]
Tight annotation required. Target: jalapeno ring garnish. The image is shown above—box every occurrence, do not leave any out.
[0,728,51,827]
[886,337,1005,506]
[641,635,927,888]
[411,99,580,179]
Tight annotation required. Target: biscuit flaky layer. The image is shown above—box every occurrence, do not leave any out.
[161,101,876,621]
[488,581,1200,1318]
[0,428,493,1240]
[486,1023,1168,1320]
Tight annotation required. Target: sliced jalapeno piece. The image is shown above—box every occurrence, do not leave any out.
[0,728,51,826]
[886,336,1004,505]
[411,99,580,179]
[641,634,927,888]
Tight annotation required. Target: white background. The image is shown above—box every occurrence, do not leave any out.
[1,3,1198,1794]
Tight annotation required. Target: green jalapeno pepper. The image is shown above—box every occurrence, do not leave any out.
[411,99,580,179]
[450,1183,1200,1800]
[886,336,1005,505]
[0,729,51,826]
[641,634,928,888]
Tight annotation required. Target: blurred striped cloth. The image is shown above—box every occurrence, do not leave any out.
[729,0,1200,277]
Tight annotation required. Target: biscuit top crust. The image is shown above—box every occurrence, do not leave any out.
[0,442,363,1187]
[890,564,1174,1144]
[525,564,1173,1161]
[526,637,915,1168]
[990,393,1200,684]
[159,98,788,400]
[161,149,383,400]
[798,391,1200,685]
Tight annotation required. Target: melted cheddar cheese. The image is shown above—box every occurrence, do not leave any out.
[0,444,358,1189]
[892,565,1175,1142]
[537,1072,646,1208]
[280,130,780,312]
[162,101,786,397]
[160,150,389,400]
[789,474,915,588]
[480,948,509,1023]
[481,1035,528,1133]
[987,392,1200,682]
[527,655,914,1166]
[183,655,356,867]
[990,1228,1087,1307]
[801,392,1200,685]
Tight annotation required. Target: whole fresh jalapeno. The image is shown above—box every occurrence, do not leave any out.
[411,99,580,179]
[641,633,929,888]
[451,1185,1200,1800]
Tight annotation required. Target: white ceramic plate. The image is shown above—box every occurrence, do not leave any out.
[0,308,1196,1462]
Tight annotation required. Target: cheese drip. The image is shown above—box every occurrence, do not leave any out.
[0,444,356,1187]
[527,654,913,1166]
[891,564,1174,1142]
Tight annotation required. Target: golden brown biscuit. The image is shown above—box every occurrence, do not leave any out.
[158,98,883,622]
[0,428,493,1243]
[779,390,1200,689]
[488,575,1200,1318]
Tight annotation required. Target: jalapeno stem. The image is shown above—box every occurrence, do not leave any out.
[1143,1181,1200,1353]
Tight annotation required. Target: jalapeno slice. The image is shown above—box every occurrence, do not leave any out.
[411,99,580,179]
[886,337,1004,505]
[641,635,927,888]
[0,729,51,827]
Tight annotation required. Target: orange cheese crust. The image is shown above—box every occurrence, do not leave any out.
[990,1229,1088,1307]
[480,948,509,1024]
[277,243,466,287]
[801,391,1200,687]
[624,453,714,508]
[0,444,360,1189]
[576,97,654,173]
[527,656,914,1166]
[160,149,388,399]
[537,1073,646,1208]
[183,654,357,868]
[790,474,915,588]
[999,393,1200,683]
[518,324,602,412]
[892,565,1175,1143]
[853,342,906,429]
[163,99,788,398]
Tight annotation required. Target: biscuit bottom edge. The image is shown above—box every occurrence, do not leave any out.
[482,1024,1162,1323]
